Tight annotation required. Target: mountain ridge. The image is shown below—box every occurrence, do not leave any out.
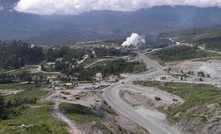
[1,2,221,45]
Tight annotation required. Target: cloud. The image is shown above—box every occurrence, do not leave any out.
[14,0,221,15]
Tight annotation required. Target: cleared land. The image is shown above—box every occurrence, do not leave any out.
[133,80,221,133]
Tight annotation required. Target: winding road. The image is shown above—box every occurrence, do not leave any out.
[102,53,181,134]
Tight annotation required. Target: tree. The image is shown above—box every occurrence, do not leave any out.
[41,64,45,71]
[198,71,205,77]
[206,74,211,78]
[199,78,204,81]
[0,94,5,120]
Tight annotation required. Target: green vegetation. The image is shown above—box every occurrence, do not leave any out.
[4,88,47,103]
[79,57,99,67]
[173,26,221,51]
[147,45,219,62]
[145,36,173,49]
[2,88,48,119]
[0,83,49,90]
[193,57,221,62]
[0,41,43,70]
[0,70,58,84]
[44,46,86,62]
[134,81,221,123]
[34,72,62,77]
[197,37,221,51]
[94,47,130,57]
[39,45,137,81]
[0,84,68,134]
[47,58,146,81]
[77,59,146,81]
[0,40,138,82]
[0,104,68,134]
[59,103,99,123]
[0,95,5,120]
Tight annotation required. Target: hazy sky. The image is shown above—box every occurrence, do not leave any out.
[14,0,221,15]
[0,5,3,11]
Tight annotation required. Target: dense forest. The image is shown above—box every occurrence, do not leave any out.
[196,36,221,51]
[0,41,43,70]
[45,47,87,62]
[0,41,92,71]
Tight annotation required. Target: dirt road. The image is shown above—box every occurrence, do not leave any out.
[42,91,85,134]
[52,101,85,134]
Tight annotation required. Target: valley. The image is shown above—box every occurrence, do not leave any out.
[1,39,221,134]
[1,1,221,133]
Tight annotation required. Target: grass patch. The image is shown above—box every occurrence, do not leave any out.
[59,103,99,123]
[134,80,221,123]
[34,72,62,77]
[147,45,220,62]
[0,104,68,134]
[193,56,221,62]
[133,63,147,73]
[90,60,110,67]
[7,65,39,75]
[4,89,48,103]
[92,60,147,73]
[0,83,50,90]
[80,57,99,67]
[0,85,67,134]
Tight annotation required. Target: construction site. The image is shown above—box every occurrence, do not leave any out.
[49,81,110,111]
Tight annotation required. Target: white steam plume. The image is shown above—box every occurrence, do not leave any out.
[121,33,145,47]
[14,0,221,15]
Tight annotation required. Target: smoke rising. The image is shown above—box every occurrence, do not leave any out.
[14,0,221,15]
[121,33,145,48]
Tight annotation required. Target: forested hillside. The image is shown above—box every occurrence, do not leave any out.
[0,41,43,69]
[171,26,221,51]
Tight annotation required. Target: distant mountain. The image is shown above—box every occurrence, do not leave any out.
[1,1,221,45]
